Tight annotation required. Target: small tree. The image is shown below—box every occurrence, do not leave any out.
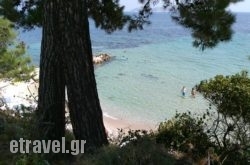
[0,18,34,81]
[197,71,250,164]
[198,71,250,123]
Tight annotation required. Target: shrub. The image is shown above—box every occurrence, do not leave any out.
[156,112,212,161]
[80,130,176,165]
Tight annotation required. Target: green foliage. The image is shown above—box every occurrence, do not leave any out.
[0,0,152,33]
[0,0,43,29]
[15,154,50,165]
[0,110,28,165]
[0,18,15,50]
[0,18,34,81]
[127,0,153,32]
[0,0,242,50]
[156,72,250,163]
[172,0,241,50]
[195,71,250,164]
[88,0,127,33]
[156,110,250,164]
[81,130,176,165]
[197,71,250,122]
[156,112,212,160]
[0,114,177,165]
[0,109,51,165]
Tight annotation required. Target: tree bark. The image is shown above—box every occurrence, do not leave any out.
[61,0,108,150]
[37,0,66,140]
[37,0,108,150]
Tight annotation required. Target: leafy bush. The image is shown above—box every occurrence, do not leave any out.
[197,71,250,164]
[197,71,250,122]
[156,112,213,161]
[15,154,50,165]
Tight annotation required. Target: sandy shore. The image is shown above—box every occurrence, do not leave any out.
[103,114,156,136]
[0,68,156,136]
[0,80,38,109]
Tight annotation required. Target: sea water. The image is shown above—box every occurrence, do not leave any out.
[19,13,250,125]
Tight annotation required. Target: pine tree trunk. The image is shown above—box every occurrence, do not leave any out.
[37,0,108,149]
[37,0,66,140]
[61,0,108,150]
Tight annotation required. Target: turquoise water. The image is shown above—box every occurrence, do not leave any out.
[19,13,250,125]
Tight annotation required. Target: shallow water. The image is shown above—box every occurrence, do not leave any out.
[19,13,250,125]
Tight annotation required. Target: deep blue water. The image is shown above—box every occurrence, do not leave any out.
[18,13,250,125]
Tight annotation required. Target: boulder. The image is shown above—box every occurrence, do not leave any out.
[93,53,111,65]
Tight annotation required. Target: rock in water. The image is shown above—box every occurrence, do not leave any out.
[93,53,111,65]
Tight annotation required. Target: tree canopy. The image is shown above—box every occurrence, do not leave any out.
[171,0,238,50]
[0,0,243,50]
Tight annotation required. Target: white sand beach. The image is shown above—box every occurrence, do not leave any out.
[0,79,38,110]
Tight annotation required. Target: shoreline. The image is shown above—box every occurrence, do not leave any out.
[103,112,157,136]
[0,68,157,136]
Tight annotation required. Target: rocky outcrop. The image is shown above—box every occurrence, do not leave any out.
[93,53,111,65]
